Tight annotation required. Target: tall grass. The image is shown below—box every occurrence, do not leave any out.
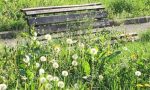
[0,0,150,32]
[0,30,150,89]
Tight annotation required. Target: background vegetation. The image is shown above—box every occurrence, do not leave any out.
[0,0,150,32]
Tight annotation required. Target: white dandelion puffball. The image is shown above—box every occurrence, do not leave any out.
[78,43,84,48]
[23,55,30,63]
[66,38,73,44]
[40,56,47,62]
[52,62,59,69]
[99,75,104,81]
[62,71,68,77]
[39,77,46,83]
[74,83,79,89]
[39,68,45,75]
[90,48,98,55]
[46,75,53,81]
[58,81,65,88]
[0,84,7,90]
[53,76,59,81]
[34,32,37,37]
[45,83,53,89]
[72,54,78,60]
[72,60,78,66]
[44,34,52,41]
[135,71,141,76]
[36,63,40,68]
[32,36,37,41]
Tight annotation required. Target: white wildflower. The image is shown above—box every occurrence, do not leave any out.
[36,63,40,68]
[98,75,104,81]
[90,48,98,55]
[0,84,7,90]
[39,68,45,75]
[46,75,53,81]
[62,71,68,77]
[72,60,78,66]
[40,56,47,62]
[72,54,78,60]
[58,81,65,88]
[23,55,30,63]
[66,38,73,44]
[135,71,141,76]
[53,76,59,81]
[52,62,59,69]
[39,77,46,83]
[44,34,52,41]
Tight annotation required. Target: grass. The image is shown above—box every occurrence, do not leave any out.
[0,0,150,32]
[0,29,150,89]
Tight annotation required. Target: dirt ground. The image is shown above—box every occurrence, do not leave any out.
[0,22,150,47]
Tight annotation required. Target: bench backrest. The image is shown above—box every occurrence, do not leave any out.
[21,3,110,34]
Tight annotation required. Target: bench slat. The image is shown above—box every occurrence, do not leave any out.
[21,3,101,11]
[35,19,110,34]
[28,11,107,25]
[25,5,104,15]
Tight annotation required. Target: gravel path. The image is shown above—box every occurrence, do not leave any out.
[0,22,150,47]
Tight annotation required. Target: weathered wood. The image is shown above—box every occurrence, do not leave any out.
[28,11,107,25]
[21,3,101,11]
[25,5,105,15]
[35,19,110,34]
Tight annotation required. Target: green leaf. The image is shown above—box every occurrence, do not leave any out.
[82,60,91,75]
[26,70,34,80]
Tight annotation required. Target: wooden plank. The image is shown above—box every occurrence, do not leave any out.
[21,3,101,11]
[35,19,110,34]
[25,5,105,15]
[28,11,107,25]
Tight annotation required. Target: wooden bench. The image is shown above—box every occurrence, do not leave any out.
[21,3,110,35]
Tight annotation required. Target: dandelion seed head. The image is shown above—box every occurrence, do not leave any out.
[40,56,47,62]
[52,62,59,69]
[62,71,68,77]
[90,48,98,55]
[58,81,65,88]
[135,71,141,76]
[53,76,59,81]
[39,77,46,83]
[72,54,78,60]
[98,75,104,81]
[36,63,40,68]
[72,60,78,66]
[0,84,7,90]
[39,68,45,75]
[66,38,73,44]
[46,75,53,81]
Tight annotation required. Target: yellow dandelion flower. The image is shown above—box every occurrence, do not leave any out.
[144,84,150,87]
[136,84,143,87]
